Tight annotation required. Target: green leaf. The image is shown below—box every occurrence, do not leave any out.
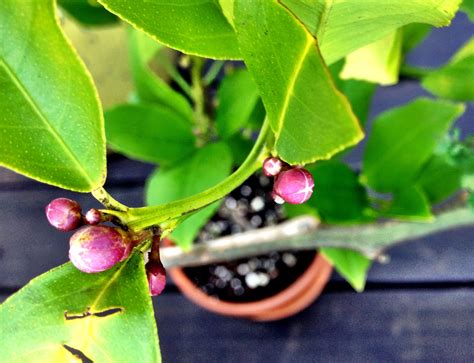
[329,61,376,126]
[58,0,118,26]
[306,161,371,223]
[218,0,235,26]
[216,69,260,139]
[384,186,433,221]
[225,134,254,166]
[105,104,196,166]
[284,202,320,219]
[417,154,463,203]
[281,0,461,65]
[462,0,474,21]
[98,0,240,59]
[462,173,474,190]
[0,253,160,362]
[468,192,474,210]
[234,0,363,164]
[246,98,266,131]
[422,36,474,101]
[321,248,372,292]
[402,24,432,55]
[363,98,465,192]
[340,30,403,85]
[146,143,233,249]
[128,28,193,120]
[0,0,106,192]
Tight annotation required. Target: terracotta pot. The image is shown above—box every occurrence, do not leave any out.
[168,252,333,322]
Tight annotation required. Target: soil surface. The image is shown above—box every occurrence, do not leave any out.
[183,173,317,303]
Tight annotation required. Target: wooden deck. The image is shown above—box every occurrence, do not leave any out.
[1,13,473,363]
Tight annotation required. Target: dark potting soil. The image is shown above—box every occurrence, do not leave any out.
[182,173,317,303]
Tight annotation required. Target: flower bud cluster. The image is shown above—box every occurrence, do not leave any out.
[262,157,314,205]
[45,198,131,273]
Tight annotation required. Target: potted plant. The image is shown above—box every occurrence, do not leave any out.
[0,0,473,361]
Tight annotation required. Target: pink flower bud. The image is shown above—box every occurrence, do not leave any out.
[273,168,314,204]
[45,198,82,231]
[85,208,101,225]
[262,157,283,177]
[146,261,167,296]
[69,225,131,273]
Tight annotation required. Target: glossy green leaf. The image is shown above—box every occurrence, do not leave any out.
[234,0,363,164]
[146,143,233,249]
[417,154,462,203]
[385,186,433,221]
[105,104,196,166]
[340,31,403,85]
[58,0,118,26]
[363,98,465,192]
[422,36,474,101]
[282,0,461,65]
[0,0,106,192]
[98,0,240,59]
[128,28,193,120]
[306,161,371,223]
[216,69,260,139]
[0,253,160,362]
[321,248,371,292]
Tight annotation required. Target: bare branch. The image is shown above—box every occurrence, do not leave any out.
[161,207,474,268]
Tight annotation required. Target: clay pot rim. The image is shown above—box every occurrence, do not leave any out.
[168,251,332,321]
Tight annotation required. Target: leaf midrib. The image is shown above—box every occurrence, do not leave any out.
[0,56,93,186]
[78,260,130,361]
[275,35,313,138]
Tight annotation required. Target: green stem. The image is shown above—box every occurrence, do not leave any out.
[92,187,129,212]
[190,56,211,146]
[203,61,225,86]
[168,67,193,99]
[123,119,271,231]
[399,64,431,79]
[156,53,194,99]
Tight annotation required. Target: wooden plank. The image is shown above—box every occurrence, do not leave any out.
[154,290,474,362]
[1,289,472,361]
[0,154,154,186]
[366,226,474,283]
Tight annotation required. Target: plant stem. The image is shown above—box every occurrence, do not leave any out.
[399,64,431,79]
[190,56,211,146]
[160,207,474,268]
[155,52,194,99]
[203,60,225,86]
[123,119,271,231]
[91,187,129,212]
